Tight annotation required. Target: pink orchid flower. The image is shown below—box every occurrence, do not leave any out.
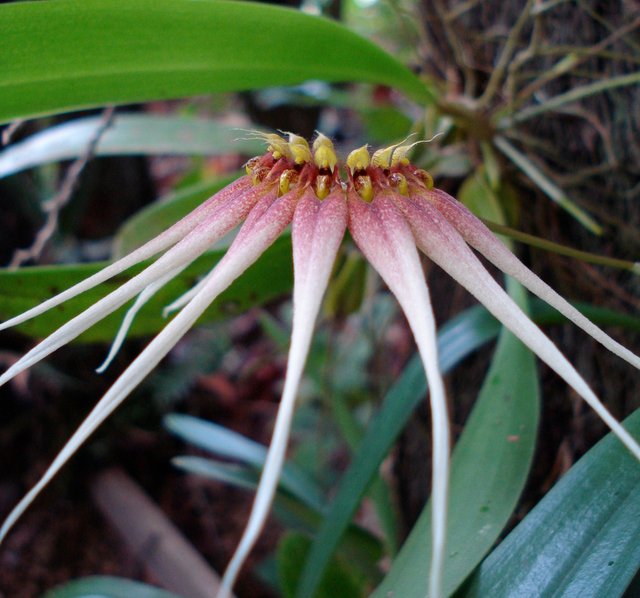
[1,133,638,598]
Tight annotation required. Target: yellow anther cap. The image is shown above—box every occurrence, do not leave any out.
[312,134,337,172]
[264,133,291,160]
[371,145,395,169]
[287,134,312,165]
[346,145,370,173]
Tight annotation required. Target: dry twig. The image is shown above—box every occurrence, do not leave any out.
[9,106,116,270]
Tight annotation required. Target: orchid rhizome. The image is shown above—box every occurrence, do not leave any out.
[1,132,639,597]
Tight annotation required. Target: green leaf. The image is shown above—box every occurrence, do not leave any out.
[295,305,503,597]
[0,115,265,179]
[113,177,238,257]
[165,414,324,512]
[0,235,293,343]
[279,533,365,598]
[173,456,262,492]
[460,408,640,598]
[42,576,182,598]
[372,279,539,597]
[0,0,432,124]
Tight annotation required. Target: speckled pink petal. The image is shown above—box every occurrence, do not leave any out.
[0,180,273,389]
[0,181,303,545]
[395,192,640,462]
[221,186,348,597]
[417,185,640,369]
[348,187,450,598]
[0,175,257,332]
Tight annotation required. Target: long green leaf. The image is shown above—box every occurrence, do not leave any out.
[165,414,325,511]
[460,408,640,598]
[0,115,264,179]
[0,235,293,343]
[42,576,182,598]
[0,0,431,124]
[372,280,539,597]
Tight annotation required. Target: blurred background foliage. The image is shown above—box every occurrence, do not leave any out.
[0,0,639,596]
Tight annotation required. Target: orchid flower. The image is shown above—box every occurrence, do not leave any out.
[1,132,639,598]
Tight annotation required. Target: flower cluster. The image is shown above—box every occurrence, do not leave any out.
[1,132,638,597]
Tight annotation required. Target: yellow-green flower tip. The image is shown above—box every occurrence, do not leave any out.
[346,145,370,173]
[313,134,337,172]
[264,133,290,160]
[288,134,312,165]
[390,144,413,167]
[371,145,396,169]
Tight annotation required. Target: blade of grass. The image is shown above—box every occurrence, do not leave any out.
[481,220,640,274]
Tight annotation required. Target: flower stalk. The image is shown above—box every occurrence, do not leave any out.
[1,132,638,598]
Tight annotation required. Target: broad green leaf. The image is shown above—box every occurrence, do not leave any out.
[113,177,238,257]
[165,414,324,511]
[460,408,640,598]
[0,235,293,343]
[42,576,182,598]
[0,115,264,179]
[0,0,432,124]
[295,305,503,597]
[372,279,539,597]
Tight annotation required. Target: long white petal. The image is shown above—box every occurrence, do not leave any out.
[398,194,640,462]
[421,186,640,370]
[0,182,302,545]
[0,176,255,332]
[348,188,449,598]
[0,183,270,388]
[96,266,183,374]
[219,187,348,598]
